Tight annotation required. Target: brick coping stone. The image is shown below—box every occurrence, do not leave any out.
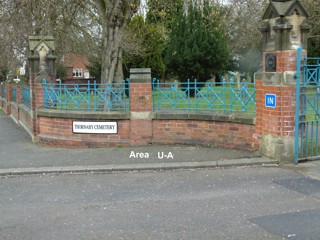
[37,108,255,125]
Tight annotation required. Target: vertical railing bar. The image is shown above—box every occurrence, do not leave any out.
[152,78,155,111]
[187,79,190,111]
[88,81,91,111]
[157,79,160,111]
[316,122,319,156]
[64,84,67,110]
[229,81,232,112]
[294,47,302,163]
[43,80,46,108]
[126,79,129,111]
[94,80,97,111]
[194,79,197,111]
[302,121,305,158]
[306,122,309,157]
[311,122,314,156]
[108,83,112,110]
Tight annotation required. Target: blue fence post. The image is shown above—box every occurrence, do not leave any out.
[22,86,31,109]
[156,79,160,111]
[194,79,197,111]
[125,78,129,111]
[12,87,16,103]
[94,80,97,110]
[42,80,47,108]
[88,81,91,111]
[294,47,302,164]
[187,79,190,111]
[229,81,233,112]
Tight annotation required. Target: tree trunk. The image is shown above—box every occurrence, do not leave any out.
[101,25,124,83]
[96,0,139,84]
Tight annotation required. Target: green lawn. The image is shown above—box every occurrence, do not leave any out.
[303,86,320,121]
[152,85,256,113]
[46,92,130,111]
[44,84,256,113]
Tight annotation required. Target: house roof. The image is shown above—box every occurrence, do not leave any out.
[61,53,89,69]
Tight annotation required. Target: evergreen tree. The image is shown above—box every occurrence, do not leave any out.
[124,15,167,78]
[146,0,183,28]
[165,1,231,83]
[124,0,184,79]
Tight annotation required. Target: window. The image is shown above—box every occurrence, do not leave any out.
[73,68,82,77]
[84,71,90,79]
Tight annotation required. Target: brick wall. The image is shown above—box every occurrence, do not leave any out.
[19,106,33,133]
[38,116,131,148]
[5,83,11,115]
[0,70,260,152]
[0,86,5,108]
[0,98,3,109]
[61,53,91,80]
[1,83,33,138]
[255,80,296,138]
[130,83,152,112]
[152,119,258,150]
[10,103,19,122]
[130,120,153,145]
[263,50,307,72]
[33,112,258,151]
[129,69,154,145]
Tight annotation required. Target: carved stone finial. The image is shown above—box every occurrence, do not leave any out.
[261,0,310,51]
[28,36,56,82]
[38,46,48,71]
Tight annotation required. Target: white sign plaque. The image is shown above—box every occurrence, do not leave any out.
[73,121,118,134]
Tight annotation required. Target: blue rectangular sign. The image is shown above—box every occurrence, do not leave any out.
[265,94,276,108]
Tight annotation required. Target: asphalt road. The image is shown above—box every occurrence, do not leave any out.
[1,167,319,240]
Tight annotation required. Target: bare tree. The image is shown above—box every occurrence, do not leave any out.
[300,0,320,55]
[94,0,140,83]
[224,0,268,55]
[0,0,99,80]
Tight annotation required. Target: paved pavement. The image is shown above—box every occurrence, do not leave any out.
[0,110,280,176]
[2,109,320,179]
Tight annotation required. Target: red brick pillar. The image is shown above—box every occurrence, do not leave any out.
[0,84,3,109]
[5,82,11,114]
[16,83,22,121]
[129,68,153,145]
[30,80,44,137]
[0,84,4,108]
[16,84,22,104]
[255,49,306,163]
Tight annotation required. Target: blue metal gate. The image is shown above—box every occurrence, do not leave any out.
[294,48,320,163]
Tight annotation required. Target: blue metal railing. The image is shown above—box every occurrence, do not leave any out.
[294,48,320,162]
[43,80,130,111]
[22,86,31,108]
[152,79,256,113]
[12,87,17,103]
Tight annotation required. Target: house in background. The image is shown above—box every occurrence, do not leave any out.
[59,53,95,84]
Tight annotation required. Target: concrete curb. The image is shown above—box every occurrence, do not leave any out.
[0,157,278,177]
